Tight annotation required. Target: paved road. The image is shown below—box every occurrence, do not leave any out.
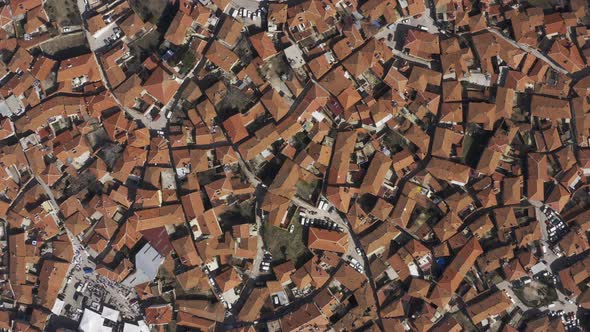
[533,206,578,313]
[497,280,528,311]
[398,13,438,34]
[291,196,365,265]
[494,204,577,316]
[73,0,170,130]
[35,175,141,319]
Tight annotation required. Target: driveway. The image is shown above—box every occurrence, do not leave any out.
[398,14,438,34]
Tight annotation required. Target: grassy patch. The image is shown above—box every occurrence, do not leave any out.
[14,21,25,38]
[295,179,319,202]
[260,214,311,267]
[218,201,255,231]
[178,50,197,75]
[381,128,405,153]
[129,0,168,24]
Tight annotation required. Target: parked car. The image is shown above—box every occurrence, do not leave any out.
[356,247,363,256]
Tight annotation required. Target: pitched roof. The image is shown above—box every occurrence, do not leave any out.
[143,66,180,105]
[307,227,349,253]
[249,32,278,60]
[429,237,483,307]
[206,40,239,72]
[218,17,243,48]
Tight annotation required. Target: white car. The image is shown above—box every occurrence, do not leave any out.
[288,224,295,233]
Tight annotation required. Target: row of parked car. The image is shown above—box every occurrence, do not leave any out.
[347,255,364,274]
[229,7,265,20]
[541,205,569,244]
[259,251,272,272]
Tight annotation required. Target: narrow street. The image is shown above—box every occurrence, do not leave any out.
[486,28,569,76]
[35,175,140,319]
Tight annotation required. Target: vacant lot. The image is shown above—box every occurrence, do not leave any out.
[525,0,559,8]
[216,85,257,120]
[461,130,489,168]
[513,280,558,307]
[37,32,89,57]
[261,214,311,267]
[295,179,319,202]
[129,0,168,23]
[219,201,255,231]
[45,0,82,26]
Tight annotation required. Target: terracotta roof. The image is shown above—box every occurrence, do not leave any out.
[249,32,278,60]
[530,94,571,120]
[143,66,180,105]
[217,17,243,48]
[404,30,440,60]
[260,88,291,121]
[145,304,173,325]
[38,260,69,309]
[307,227,349,253]
[426,157,471,185]
[118,14,154,40]
[466,290,512,325]
[206,40,239,72]
[165,11,193,45]
[429,237,483,307]
[328,130,358,185]
[238,287,269,322]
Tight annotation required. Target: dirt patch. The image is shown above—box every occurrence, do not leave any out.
[513,280,558,307]
[36,32,89,57]
[215,85,257,121]
[44,0,82,26]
